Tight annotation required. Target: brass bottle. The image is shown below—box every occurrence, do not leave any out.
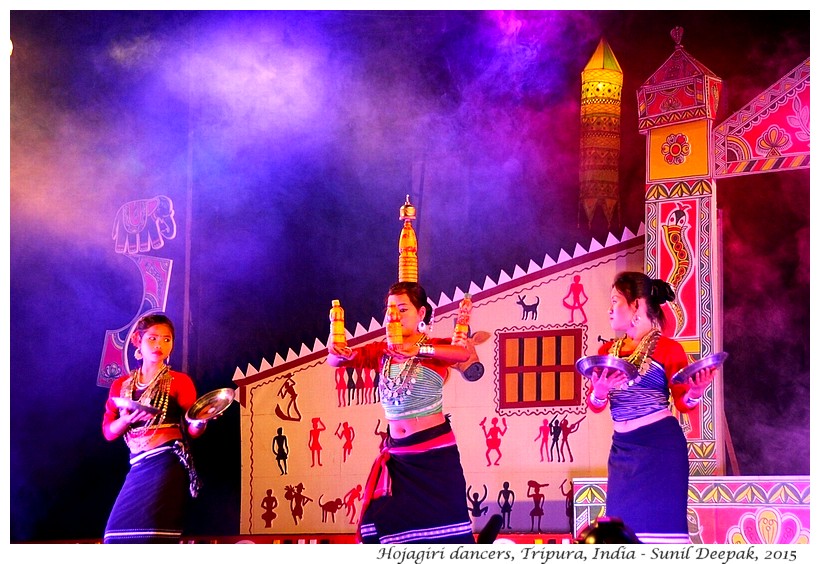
[398,195,418,283]
[386,303,403,349]
[329,299,347,347]
[451,293,472,347]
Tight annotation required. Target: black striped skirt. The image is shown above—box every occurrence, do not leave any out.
[103,442,190,544]
[359,419,475,544]
[605,415,690,544]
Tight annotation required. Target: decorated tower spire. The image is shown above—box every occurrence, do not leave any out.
[579,37,623,230]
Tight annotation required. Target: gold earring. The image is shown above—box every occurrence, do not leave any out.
[134,348,143,360]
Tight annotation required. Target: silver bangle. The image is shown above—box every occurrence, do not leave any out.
[418,345,436,358]
[684,394,702,407]
[589,393,607,407]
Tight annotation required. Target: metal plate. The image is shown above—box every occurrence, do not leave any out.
[112,396,160,416]
[671,352,728,384]
[575,354,639,380]
[459,361,485,382]
[186,388,236,423]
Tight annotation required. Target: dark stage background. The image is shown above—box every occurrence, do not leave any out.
[8,10,810,542]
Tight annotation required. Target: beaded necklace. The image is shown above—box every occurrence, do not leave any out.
[121,364,172,451]
[379,335,428,406]
[608,328,661,385]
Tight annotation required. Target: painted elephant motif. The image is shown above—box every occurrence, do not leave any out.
[112,195,177,254]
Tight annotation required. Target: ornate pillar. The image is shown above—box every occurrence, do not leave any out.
[637,27,724,475]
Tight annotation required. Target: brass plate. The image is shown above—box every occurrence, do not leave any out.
[575,354,639,380]
[671,352,728,384]
[186,388,236,423]
[112,396,160,416]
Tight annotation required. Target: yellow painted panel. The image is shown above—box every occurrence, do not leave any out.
[561,335,576,365]
[678,338,702,354]
[559,371,576,400]
[541,337,555,365]
[523,337,538,366]
[522,372,536,401]
[540,372,556,401]
[505,372,519,402]
[505,337,519,366]
[648,121,709,181]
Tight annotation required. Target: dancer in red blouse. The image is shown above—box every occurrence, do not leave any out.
[102,313,206,543]
[586,271,716,544]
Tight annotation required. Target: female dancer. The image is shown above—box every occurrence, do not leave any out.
[587,272,715,544]
[328,281,474,544]
[101,313,205,543]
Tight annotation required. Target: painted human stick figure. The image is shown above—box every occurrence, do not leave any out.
[354,369,366,405]
[308,417,326,467]
[275,374,301,422]
[497,481,515,529]
[527,480,549,533]
[467,484,489,517]
[534,416,559,462]
[374,418,389,449]
[480,416,508,466]
[549,416,562,463]
[261,488,279,528]
[283,482,313,526]
[335,421,355,463]
[346,367,356,406]
[271,427,289,475]
[335,368,348,407]
[362,368,375,404]
[559,479,573,520]
[343,484,363,525]
[562,275,589,323]
[559,415,585,463]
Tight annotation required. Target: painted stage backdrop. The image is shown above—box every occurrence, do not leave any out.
[227,31,810,543]
[234,226,646,537]
[91,25,809,544]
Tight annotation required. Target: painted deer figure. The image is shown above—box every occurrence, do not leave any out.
[516,295,539,320]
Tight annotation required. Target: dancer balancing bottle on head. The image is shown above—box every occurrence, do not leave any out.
[328,282,474,544]
[327,196,475,544]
